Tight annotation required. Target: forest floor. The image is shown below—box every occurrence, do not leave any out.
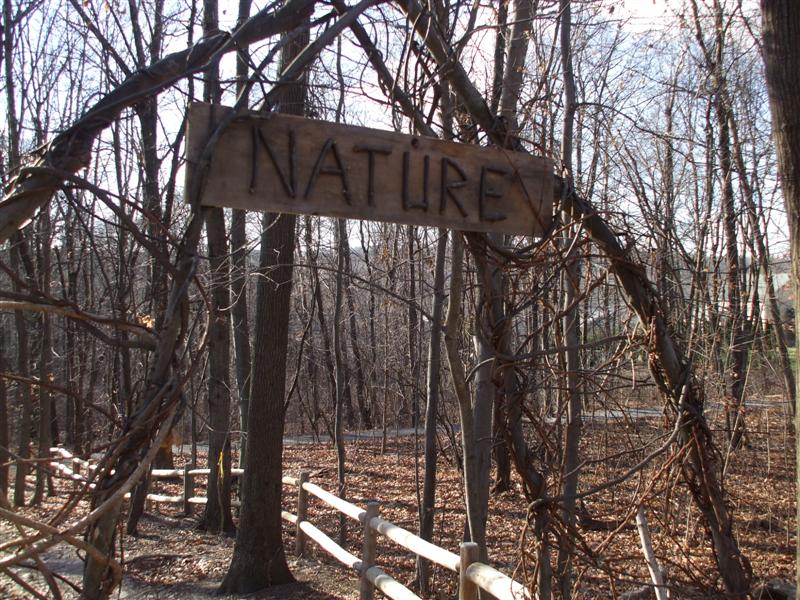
[1,400,796,599]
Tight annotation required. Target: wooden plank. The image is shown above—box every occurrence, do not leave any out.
[186,102,553,236]
[145,494,182,504]
[364,566,422,600]
[49,462,90,484]
[464,562,531,599]
[303,482,366,523]
[150,468,181,478]
[50,447,92,467]
[369,516,460,573]
[298,520,361,571]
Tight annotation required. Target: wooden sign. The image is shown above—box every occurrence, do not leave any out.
[186,102,553,236]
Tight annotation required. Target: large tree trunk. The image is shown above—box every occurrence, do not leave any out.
[759,0,800,586]
[218,209,297,591]
[219,12,309,592]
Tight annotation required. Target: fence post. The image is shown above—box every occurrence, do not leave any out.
[56,447,67,470]
[459,542,479,600]
[359,501,380,600]
[295,471,309,557]
[183,464,194,516]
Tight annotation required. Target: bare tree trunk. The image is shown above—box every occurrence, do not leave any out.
[232,0,253,469]
[3,0,31,510]
[201,205,235,534]
[407,225,420,429]
[359,222,378,421]
[759,0,800,586]
[199,0,234,534]
[342,232,372,429]
[10,236,31,507]
[219,10,310,592]
[33,210,53,505]
[557,3,583,597]
[417,229,447,593]
[445,233,490,562]
[334,219,348,546]
[308,220,349,427]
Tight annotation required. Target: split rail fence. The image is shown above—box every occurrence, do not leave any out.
[49,447,530,600]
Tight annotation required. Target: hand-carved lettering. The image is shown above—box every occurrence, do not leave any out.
[251,126,297,197]
[191,103,554,236]
[479,166,508,222]
[305,138,352,205]
[402,151,430,211]
[439,157,468,217]
[354,144,392,206]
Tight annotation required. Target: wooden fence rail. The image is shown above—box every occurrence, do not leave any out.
[48,447,530,600]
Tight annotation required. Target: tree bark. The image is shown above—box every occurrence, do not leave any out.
[407,225,420,428]
[219,11,309,592]
[445,233,490,561]
[334,219,348,546]
[198,0,235,536]
[342,231,372,429]
[759,0,800,587]
[10,235,32,507]
[417,229,447,592]
[231,0,252,462]
[556,2,583,597]
[201,207,235,534]
[33,209,54,505]
[231,206,251,467]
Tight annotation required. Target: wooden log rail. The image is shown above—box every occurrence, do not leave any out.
[48,447,243,511]
[48,448,530,599]
[283,472,530,600]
